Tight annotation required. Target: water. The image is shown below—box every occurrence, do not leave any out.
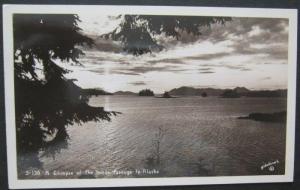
[36,96,286,178]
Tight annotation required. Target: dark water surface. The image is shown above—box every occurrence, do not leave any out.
[32,96,286,178]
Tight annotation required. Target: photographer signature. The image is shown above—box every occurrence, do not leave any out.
[261,160,279,172]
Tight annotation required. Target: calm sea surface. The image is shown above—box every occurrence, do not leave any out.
[37,96,287,177]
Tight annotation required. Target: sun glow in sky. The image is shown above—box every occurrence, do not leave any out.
[58,13,289,93]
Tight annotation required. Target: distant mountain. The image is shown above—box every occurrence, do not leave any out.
[169,86,287,98]
[114,91,137,95]
[233,87,250,94]
[169,86,198,96]
[169,86,225,96]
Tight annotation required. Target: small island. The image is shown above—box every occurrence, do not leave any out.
[201,92,208,97]
[156,91,176,98]
[163,91,171,98]
[138,89,154,96]
[238,111,286,123]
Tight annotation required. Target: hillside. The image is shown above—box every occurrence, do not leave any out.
[169,86,287,97]
[114,91,137,95]
[169,86,224,96]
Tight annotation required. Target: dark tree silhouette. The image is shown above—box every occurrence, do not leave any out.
[138,89,154,96]
[201,92,208,97]
[163,91,171,98]
[14,14,117,173]
[103,15,231,55]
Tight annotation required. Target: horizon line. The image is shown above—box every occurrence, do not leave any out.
[86,86,288,94]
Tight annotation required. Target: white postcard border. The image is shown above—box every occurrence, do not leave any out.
[3,5,298,189]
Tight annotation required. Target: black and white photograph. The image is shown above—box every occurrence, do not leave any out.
[3,5,297,189]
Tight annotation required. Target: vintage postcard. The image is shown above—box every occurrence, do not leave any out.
[3,5,297,189]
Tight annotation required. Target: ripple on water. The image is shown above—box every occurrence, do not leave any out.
[35,96,287,178]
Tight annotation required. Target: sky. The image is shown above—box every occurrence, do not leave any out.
[57,13,289,93]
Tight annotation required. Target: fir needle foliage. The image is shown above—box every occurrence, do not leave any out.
[14,14,118,158]
[103,15,231,55]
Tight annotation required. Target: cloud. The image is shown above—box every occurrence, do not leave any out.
[110,70,140,75]
[92,37,123,53]
[239,68,252,71]
[129,81,146,86]
[111,65,189,75]
[162,17,289,61]
[263,62,286,65]
[185,52,231,61]
[85,64,190,76]
[198,67,215,73]
[79,15,288,63]
[148,58,184,64]
[197,62,252,72]
[78,16,289,75]
[219,18,288,60]
[223,65,251,71]
[261,77,272,80]
[201,17,288,43]
[88,68,104,74]
[198,68,213,71]
[75,15,288,88]
[81,36,123,53]
[199,71,215,74]
[229,40,288,60]
[147,52,231,66]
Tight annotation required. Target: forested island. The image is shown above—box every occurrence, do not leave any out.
[156,92,175,98]
[138,89,155,96]
[238,111,287,123]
